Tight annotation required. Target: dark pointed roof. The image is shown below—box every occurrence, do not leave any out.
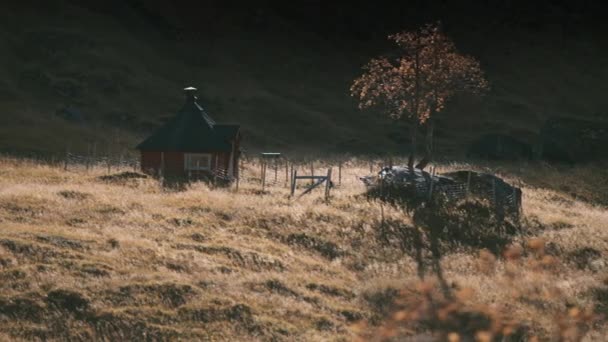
[136,88,239,152]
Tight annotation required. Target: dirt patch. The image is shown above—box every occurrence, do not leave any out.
[284,233,344,260]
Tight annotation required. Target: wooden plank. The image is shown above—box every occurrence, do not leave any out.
[310,161,314,185]
[293,176,327,180]
[298,178,327,198]
[325,168,332,201]
[290,169,297,196]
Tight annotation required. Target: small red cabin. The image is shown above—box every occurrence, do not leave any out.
[136,87,240,180]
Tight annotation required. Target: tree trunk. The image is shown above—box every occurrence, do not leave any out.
[425,118,435,161]
[408,122,418,168]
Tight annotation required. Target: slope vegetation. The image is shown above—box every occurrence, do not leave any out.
[0,158,607,340]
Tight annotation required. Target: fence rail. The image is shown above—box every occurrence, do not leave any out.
[65,153,139,172]
[1,152,522,212]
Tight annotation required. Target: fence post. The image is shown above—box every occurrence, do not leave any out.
[274,158,278,184]
[310,161,314,185]
[86,142,91,172]
[260,158,264,187]
[428,166,436,200]
[63,144,70,171]
[466,171,471,199]
[325,168,332,202]
[518,179,523,218]
[92,141,97,170]
[261,159,266,192]
[492,178,496,207]
[338,160,342,186]
[285,159,289,187]
[290,163,294,189]
[290,170,297,197]
[235,158,241,192]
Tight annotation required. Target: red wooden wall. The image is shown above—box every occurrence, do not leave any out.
[141,151,185,177]
[140,150,237,179]
[140,133,240,179]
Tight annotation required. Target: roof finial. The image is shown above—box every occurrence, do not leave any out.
[184,86,197,102]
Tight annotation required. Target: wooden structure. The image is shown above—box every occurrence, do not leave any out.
[290,168,333,201]
[260,152,281,191]
[136,87,241,180]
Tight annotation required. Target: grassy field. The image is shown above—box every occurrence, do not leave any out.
[0,157,607,340]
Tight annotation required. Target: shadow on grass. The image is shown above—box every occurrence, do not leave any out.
[369,183,525,297]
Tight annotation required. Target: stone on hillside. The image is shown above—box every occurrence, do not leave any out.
[362,166,522,220]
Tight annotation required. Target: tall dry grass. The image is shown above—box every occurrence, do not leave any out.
[0,157,606,341]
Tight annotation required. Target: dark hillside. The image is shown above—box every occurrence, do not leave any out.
[1,1,607,158]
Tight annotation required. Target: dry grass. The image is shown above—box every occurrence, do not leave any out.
[0,157,607,341]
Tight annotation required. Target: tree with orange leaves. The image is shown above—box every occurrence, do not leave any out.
[351,22,488,161]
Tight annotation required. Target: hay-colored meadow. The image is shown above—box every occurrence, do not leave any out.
[0,157,607,341]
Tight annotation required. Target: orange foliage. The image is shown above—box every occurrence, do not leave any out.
[350,22,489,124]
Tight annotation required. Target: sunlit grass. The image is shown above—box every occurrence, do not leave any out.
[0,157,606,340]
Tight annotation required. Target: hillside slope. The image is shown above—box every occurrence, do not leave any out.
[0,159,608,340]
[1,2,607,158]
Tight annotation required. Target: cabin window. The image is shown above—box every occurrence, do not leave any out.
[185,153,211,171]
